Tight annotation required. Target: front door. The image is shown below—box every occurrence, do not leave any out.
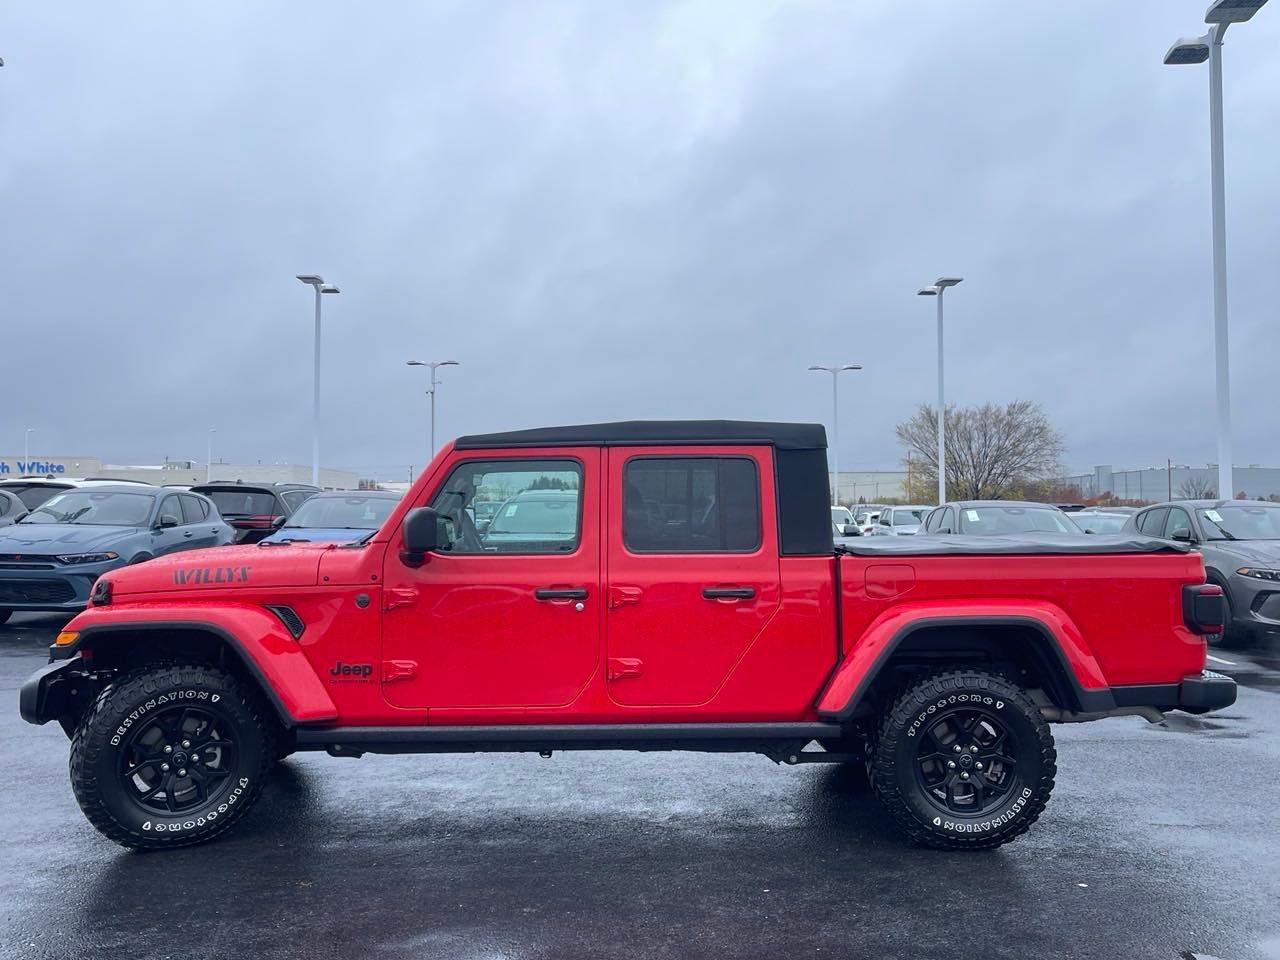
[605,447,781,707]
[381,450,601,709]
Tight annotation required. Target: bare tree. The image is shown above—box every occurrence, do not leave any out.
[896,400,1066,502]
[1176,476,1217,500]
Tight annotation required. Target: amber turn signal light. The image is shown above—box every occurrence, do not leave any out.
[55,631,79,647]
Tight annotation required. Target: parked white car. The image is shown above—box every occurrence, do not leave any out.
[870,505,931,536]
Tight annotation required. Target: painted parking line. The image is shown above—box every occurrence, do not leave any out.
[1206,654,1237,666]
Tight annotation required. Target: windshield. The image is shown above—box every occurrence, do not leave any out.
[20,491,154,526]
[958,505,1080,535]
[1197,505,1280,541]
[893,508,927,525]
[1077,513,1128,534]
[488,497,579,535]
[285,495,397,530]
[205,491,277,517]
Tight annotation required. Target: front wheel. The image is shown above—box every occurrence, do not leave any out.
[70,663,273,849]
[870,670,1056,851]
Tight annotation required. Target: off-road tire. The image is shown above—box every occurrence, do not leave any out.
[70,662,273,849]
[870,669,1056,851]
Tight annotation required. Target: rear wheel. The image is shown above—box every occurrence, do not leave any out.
[70,662,273,849]
[870,670,1056,851]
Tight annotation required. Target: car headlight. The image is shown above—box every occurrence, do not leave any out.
[1237,567,1280,581]
[56,552,120,565]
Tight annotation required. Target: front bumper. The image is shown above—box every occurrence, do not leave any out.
[0,560,119,612]
[19,654,92,727]
[1178,669,1237,713]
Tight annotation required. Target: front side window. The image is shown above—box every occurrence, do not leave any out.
[429,459,582,555]
[624,456,761,553]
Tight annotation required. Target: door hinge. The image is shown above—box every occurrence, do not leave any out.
[382,659,417,682]
[607,657,643,681]
[384,588,417,611]
[608,586,642,609]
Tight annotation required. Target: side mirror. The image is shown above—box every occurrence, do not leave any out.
[271,515,288,528]
[401,507,442,566]
[1171,529,1194,543]
[157,516,179,529]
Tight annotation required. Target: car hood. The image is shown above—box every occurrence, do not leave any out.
[0,524,140,553]
[102,542,329,597]
[262,527,369,544]
[1206,540,1280,567]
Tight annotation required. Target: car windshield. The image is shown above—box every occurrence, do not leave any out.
[958,505,1080,535]
[893,508,927,525]
[487,497,579,535]
[205,491,277,517]
[1197,504,1280,541]
[1076,513,1128,534]
[20,491,154,526]
[284,495,397,530]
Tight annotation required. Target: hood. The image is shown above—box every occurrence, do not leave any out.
[0,524,140,553]
[104,542,329,597]
[1206,539,1280,567]
[262,527,369,544]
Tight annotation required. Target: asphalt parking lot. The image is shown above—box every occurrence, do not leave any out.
[1,613,1278,960]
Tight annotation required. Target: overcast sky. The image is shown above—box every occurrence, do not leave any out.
[2,1,1278,480]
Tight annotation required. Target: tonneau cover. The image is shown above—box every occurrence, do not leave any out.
[836,533,1189,556]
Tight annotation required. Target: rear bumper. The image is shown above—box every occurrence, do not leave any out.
[1178,669,1237,714]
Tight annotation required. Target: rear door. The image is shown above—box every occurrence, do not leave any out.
[605,446,781,706]
[180,494,222,548]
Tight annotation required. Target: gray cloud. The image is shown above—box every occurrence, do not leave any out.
[2,1,1277,480]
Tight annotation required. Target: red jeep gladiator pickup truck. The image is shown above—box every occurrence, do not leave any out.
[20,421,1234,851]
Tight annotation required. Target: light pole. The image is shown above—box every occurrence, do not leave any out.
[207,429,217,483]
[24,427,35,464]
[918,277,963,504]
[296,275,340,487]
[1164,0,1268,501]
[406,360,461,454]
[808,364,862,507]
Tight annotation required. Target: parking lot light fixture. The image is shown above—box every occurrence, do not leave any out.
[297,274,340,487]
[808,364,862,507]
[918,277,962,505]
[407,360,461,455]
[1164,1,1267,500]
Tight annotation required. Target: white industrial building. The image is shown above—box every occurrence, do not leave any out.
[0,453,360,490]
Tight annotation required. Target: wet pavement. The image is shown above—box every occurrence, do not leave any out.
[2,612,1279,960]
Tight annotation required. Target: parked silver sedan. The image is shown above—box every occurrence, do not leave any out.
[869,505,931,536]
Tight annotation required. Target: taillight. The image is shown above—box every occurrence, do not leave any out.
[1182,583,1225,635]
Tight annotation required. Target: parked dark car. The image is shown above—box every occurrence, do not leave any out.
[921,500,1084,535]
[0,485,233,623]
[190,482,320,543]
[0,490,28,528]
[1125,499,1280,646]
[262,490,401,544]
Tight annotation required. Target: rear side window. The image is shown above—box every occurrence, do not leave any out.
[180,495,210,523]
[1138,507,1169,536]
[282,490,314,512]
[624,456,761,553]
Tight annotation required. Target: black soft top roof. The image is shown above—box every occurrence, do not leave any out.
[455,420,827,451]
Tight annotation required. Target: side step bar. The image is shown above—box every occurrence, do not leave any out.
[294,722,845,759]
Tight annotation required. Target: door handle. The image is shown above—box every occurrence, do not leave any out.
[702,586,755,600]
[183,532,194,539]
[535,587,589,601]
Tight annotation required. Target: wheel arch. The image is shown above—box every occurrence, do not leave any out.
[62,614,337,728]
[817,614,1116,721]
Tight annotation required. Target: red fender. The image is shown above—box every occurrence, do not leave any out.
[62,603,337,725]
[816,600,1110,719]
